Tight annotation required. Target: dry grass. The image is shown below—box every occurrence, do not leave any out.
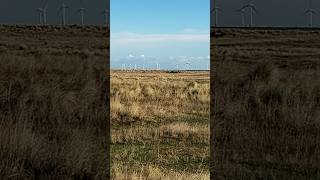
[111,71,209,121]
[111,71,210,179]
[0,26,109,179]
[111,163,209,180]
[211,28,320,179]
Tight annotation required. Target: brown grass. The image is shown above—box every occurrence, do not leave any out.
[211,28,320,179]
[111,71,210,179]
[0,26,109,179]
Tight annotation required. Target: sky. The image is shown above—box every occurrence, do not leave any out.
[211,0,320,27]
[0,0,108,25]
[111,0,210,70]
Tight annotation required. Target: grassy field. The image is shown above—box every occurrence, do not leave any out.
[211,28,320,179]
[110,70,210,179]
[0,25,109,179]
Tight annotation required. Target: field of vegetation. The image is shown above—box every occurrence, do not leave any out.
[110,71,210,179]
[0,25,109,179]
[211,28,320,179]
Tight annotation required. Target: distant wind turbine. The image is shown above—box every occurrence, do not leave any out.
[305,0,316,27]
[36,8,43,25]
[102,9,109,26]
[241,0,258,27]
[77,0,86,26]
[42,0,48,25]
[58,3,69,26]
[155,62,161,70]
[305,9,316,27]
[185,62,191,70]
[77,8,86,26]
[235,8,246,27]
[211,7,223,27]
[175,63,180,70]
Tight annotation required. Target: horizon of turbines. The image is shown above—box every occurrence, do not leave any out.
[211,0,317,28]
[36,1,109,26]
[119,62,210,71]
[120,63,161,71]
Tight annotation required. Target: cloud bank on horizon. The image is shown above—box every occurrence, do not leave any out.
[111,0,210,70]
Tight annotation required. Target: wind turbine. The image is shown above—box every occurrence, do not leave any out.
[305,0,316,27]
[41,0,48,25]
[77,8,86,26]
[211,7,223,27]
[155,62,161,70]
[305,9,316,27]
[77,0,86,26]
[102,9,109,27]
[175,63,180,70]
[36,8,43,25]
[141,54,146,70]
[58,3,69,26]
[235,9,246,27]
[185,62,191,70]
[241,1,258,27]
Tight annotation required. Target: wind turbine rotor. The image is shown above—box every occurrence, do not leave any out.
[40,0,49,25]
[58,3,69,26]
[102,9,110,27]
[241,0,258,27]
[36,8,43,25]
[235,9,246,26]
[77,8,86,26]
[212,7,223,27]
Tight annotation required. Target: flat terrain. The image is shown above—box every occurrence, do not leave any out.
[211,28,320,179]
[111,70,210,179]
[0,25,109,179]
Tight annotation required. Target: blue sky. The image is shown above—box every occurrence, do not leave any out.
[111,0,210,70]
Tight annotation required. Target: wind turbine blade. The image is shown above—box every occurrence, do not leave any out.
[304,9,310,14]
[243,0,254,6]
[217,7,224,13]
[252,6,259,14]
[313,10,318,15]
[241,4,250,10]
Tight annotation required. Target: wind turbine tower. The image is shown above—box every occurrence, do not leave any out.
[36,8,43,25]
[42,1,48,25]
[102,9,109,27]
[211,7,223,27]
[59,3,69,26]
[156,62,161,70]
[241,1,258,27]
[305,0,316,27]
[176,63,179,70]
[78,8,86,26]
[236,9,246,27]
[185,62,191,71]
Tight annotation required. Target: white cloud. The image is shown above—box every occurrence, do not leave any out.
[111,32,209,45]
[127,54,135,58]
[182,28,209,34]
